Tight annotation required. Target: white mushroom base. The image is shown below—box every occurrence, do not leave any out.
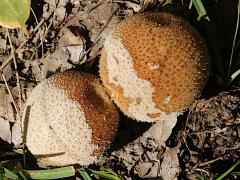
[22,78,98,166]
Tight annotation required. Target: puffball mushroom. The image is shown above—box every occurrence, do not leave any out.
[99,12,210,122]
[22,71,119,166]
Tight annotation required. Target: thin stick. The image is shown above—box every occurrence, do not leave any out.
[0,19,45,72]
[2,74,20,120]
[40,17,53,49]
[198,157,222,167]
[193,157,222,170]
[6,29,22,119]
[85,0,106,14]
[189,0,193,9]
[31,8,45,58]
[189,131,228,140]
[5,29,27,168]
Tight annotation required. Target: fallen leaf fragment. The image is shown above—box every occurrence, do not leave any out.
[12,120,22,146]
[0,0,31,29]
[31,49,72,81]
[160,147,179,180]
[0,117,11,143]
[58,27,85,64]
[111,116,179,178]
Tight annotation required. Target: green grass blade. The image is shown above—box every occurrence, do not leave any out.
[14,149,23,154]
[196,170,207,180]
[18,171,28,180]
[192,0,226,85]
[228,0,240,84]
[231,68,240,81]
[78,169,92,180]
[105,169,121,177]
[192,0,210,21]
[0,173,2,180]
[181,0,184,5]
[4,168,18,180]
[25,166,75,179]
[216,160,240,180]
[88,169,123,180]
[162,0,173,6]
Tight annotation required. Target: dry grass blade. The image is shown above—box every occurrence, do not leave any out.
[193,157,223,170]
[6,29,22,120]
[31,8,45,58]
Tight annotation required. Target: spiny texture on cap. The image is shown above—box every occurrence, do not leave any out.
[99,12,209,122]
[22,71,119,166]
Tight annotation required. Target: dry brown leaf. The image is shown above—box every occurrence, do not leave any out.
[58,27,85,48]
[134,161,160,178]
[0,118,11,143]
[160,147,179,180]
[0,86,15,122]
[111,116,179,178]
[0,33,7,51]
[58,27,85,64]
[0,86,6,116]
[5,94,15,123]
[0,56,14,81]
[0,86,15,144]
[12,120,22,146]
[31,49,71,81]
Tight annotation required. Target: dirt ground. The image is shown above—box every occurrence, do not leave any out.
[0,0,240,179]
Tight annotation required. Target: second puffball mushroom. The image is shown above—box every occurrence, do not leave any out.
[99,12,210,122]
[22,71,119,166]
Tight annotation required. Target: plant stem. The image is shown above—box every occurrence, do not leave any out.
[216,160,240,180]
[228,0,240,84]
[192,0,210,21]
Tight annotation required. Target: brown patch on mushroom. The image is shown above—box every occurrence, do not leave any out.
[99,52,134,117]
[136,97,142,105]
[100,12,209,122]
[52,71,119,153]
[117,12,209,113]
[147,112,161,119]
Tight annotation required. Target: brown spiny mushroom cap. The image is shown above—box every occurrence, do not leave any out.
[22,71,119,166]
[99,12,210,122]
